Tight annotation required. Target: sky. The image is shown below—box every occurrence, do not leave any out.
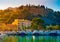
[0,0,60,11]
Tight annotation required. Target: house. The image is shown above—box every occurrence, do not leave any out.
[12,19,32,30]
[0,23,6,31]
[6,24,17,31]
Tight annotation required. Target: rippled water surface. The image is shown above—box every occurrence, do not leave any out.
[0,35,60,42]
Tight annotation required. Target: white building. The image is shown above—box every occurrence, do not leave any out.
[12,19,32,30]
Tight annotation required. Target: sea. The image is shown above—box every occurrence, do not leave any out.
[0,35,60,42]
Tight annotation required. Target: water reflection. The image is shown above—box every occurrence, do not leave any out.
[0,35,60,42]
[26,36,32,42]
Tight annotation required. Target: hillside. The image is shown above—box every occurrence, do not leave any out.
[0,5,60,25]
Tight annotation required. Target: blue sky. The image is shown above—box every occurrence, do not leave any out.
[0,0,60,11]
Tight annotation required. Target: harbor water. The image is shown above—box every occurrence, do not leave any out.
[0,35,60,42]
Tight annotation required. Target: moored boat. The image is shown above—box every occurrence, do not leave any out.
[44,30,50,36]
[26,30,32,36]
[49,30,57,36]
[6,31,16,36]
[17,30,26,36]
[33,30,39,36]
[0,31,6,37]
[56,30,60,36]
[39,30,45,36]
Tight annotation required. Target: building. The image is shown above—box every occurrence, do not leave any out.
[0,23,6,31]
[12,19,32,30]
[6,24,17,31]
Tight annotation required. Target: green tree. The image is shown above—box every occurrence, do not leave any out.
[53,25,60,30]
[46,25,53,30]
[31,18,44,30]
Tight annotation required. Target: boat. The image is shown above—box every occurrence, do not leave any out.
[49,30,57,36]
[0,31,6,37]
[17,30,26,36]
[26,30,32,36]
[56,30,60,36]
[33,30,39,36]
[6,31,16,36]
[39,30,45,36]
[44,30,50,36]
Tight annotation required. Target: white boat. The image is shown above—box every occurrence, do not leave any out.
[39,30,44,35]
[44,30,50,36]
[0,32,6,37]
[50,30,57,36]
[18,30,26,36]
[33,30,39,36]
[26,30,32,35]
[56,30,60,35]
[6,31,16,36]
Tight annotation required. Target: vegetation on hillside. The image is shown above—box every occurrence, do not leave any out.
[0,4,60,25]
